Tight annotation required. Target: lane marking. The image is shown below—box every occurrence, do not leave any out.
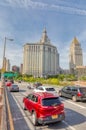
[12,94,35,130]
[63,121,76,130]
[61,98,86,109]
[5,89,14,130]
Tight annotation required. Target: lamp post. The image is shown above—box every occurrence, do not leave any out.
[2,37,14,71]
[1,37,14,86]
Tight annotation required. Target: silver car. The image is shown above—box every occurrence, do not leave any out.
[9,84,19,92]
[34,86,58,95]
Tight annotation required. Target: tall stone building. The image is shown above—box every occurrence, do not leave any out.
[3,57,7,71]
[69,37,83,73]
[6,59,10,71]
[23,28,59,77]
[3,57,10,71]
[20,64,23,74]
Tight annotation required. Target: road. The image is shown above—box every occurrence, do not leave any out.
[6,82,86,130]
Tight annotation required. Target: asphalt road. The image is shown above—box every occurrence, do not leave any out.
[7,82,86,130]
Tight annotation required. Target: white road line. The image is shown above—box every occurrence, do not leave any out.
[61,98,86,109]
[63,120,76,130]
[12,94,35,130]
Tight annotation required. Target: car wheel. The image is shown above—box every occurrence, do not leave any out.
[59,91,62,97]
[72,95,77,102]
[23,103,27,110]
[31,111,38,126]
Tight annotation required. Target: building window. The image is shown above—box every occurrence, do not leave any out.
[53,48,55,53]
[32,46,33,51]
[29,46,31,51]
[34,46,35,52]
[44,46,45,51]
[38,46,40,51]
[48,47,51,52]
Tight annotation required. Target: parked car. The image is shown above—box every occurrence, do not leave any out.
[34,85,58,95]
[58,86,86,102]
[9,84,19,92]
[23,92,65,125]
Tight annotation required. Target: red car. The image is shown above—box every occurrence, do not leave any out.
[23,92,65,125]
[6,81,12,87]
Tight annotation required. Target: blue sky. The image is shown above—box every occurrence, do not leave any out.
[0,0,86,69]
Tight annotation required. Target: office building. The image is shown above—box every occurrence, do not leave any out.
[3,57,10,71]
[6,59,10,71]
[69,37,83,73]
[75,66,86,78]
[23,28,59,77]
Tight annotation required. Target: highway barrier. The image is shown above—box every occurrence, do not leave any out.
[0,86,4,130]
[0,80,7,130]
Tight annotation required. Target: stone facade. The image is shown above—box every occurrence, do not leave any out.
[23,29,59,77]
[3,57,10,71]
[69,37,83,73]
[75,66,86,78]
[6,59,10,71]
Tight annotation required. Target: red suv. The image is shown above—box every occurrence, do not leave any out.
[23,92,65,125]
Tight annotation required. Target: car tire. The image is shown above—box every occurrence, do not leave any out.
[23,104,27,110]
[59,91,62,97]
[72,95,77,102]
[31,111,38,126]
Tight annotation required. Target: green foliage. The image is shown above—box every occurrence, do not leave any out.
[14,73,77,86]
[79,76,86,81]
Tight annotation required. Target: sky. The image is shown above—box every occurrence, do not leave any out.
[0,0,86,70]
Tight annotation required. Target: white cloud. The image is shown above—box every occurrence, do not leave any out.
[0,0,86,16]
[51,4,86,15]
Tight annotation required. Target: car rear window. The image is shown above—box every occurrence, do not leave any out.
[45,88,55,91]
[42,97,61,106]
[12,85,18,88]
[79,88,86,92]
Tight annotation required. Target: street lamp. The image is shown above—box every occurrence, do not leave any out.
[2,37,14,72]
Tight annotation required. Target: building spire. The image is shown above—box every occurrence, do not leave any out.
[72,37,79,44]
[40,28,51,44]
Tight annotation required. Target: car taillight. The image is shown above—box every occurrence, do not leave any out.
[60,103,64,107]
[60,103,64,110]
[77,92,82,97]
[23,98,25,102]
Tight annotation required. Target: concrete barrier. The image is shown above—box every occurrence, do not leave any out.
[0,84,4,130]
[0,103,3,126]
[0,95,2,102]
[0,87,3,95]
